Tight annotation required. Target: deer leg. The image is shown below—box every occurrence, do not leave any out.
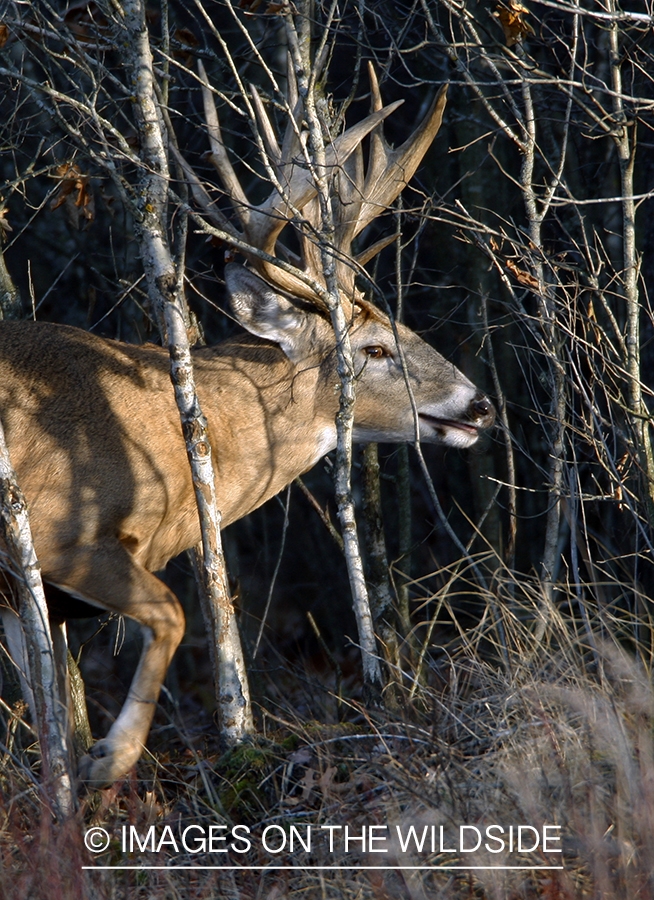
[46,543,185,789]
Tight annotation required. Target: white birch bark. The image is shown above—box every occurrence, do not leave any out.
[608,9,654,519]
[283,5,384,701]
[120,0,253,741]
[0,423,74,816]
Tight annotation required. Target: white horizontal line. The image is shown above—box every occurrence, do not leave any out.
[83,865,565,871]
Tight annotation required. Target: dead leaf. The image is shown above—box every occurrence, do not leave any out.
[318,765,338,798]
[612,452,631,510]
[493,2,535,47]
[0,24,9,48]
[50,163,95,228]
[0,205,12,235]
[301,767,319,800]
[135,789,163,825]
[585,298,603,345]
[172,27,200,63]
[505,257,540,290]
[50,163,87,208]
[174,27,199,47]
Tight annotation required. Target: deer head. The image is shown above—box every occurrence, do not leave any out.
[179,60,495,453]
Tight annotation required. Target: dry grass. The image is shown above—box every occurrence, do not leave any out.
[2,592,653,900]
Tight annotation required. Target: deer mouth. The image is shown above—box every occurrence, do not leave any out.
[418,414,479,437]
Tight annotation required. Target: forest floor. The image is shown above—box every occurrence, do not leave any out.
[1,604,653,900]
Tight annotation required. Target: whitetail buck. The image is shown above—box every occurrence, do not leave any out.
[0,66,494,787]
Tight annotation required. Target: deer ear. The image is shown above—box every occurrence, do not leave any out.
[225,264,308,361]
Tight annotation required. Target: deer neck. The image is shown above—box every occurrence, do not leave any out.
[194,335,337,527]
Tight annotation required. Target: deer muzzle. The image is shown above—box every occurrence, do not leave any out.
[418,391,495,446]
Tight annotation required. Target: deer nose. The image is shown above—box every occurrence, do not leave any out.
[470,392,495,426]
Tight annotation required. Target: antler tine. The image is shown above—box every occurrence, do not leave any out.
[286,50,299,113]
[198,60,251,230]
[355,233,397,268]
[289,149,365,310]
[333,146,366,296]
[275,54,302,189]
[354,65,448,242]
[170,141,241,239]
[249,85,282,169]
[360,62,389,206]
[368,61,384,115]
[297,195,324,285]
[292,144,366,299]
[308,65,448,294]
[278,98,304,189]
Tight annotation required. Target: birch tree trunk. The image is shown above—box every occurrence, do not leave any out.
[283,3,384,702]
[120,0,253,742]
[608,11,654,520]
[0,230,21,320]
[0,424,74,817]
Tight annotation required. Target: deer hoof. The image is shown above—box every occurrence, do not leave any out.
[78,740,127,790]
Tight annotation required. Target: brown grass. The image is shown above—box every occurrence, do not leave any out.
[1,597,654,900]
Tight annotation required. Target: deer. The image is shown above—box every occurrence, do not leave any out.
[0,64,495,789]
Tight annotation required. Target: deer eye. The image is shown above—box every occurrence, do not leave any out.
[364,345,387,359]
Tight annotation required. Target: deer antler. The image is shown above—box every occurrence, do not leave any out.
[193,60,448,310]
